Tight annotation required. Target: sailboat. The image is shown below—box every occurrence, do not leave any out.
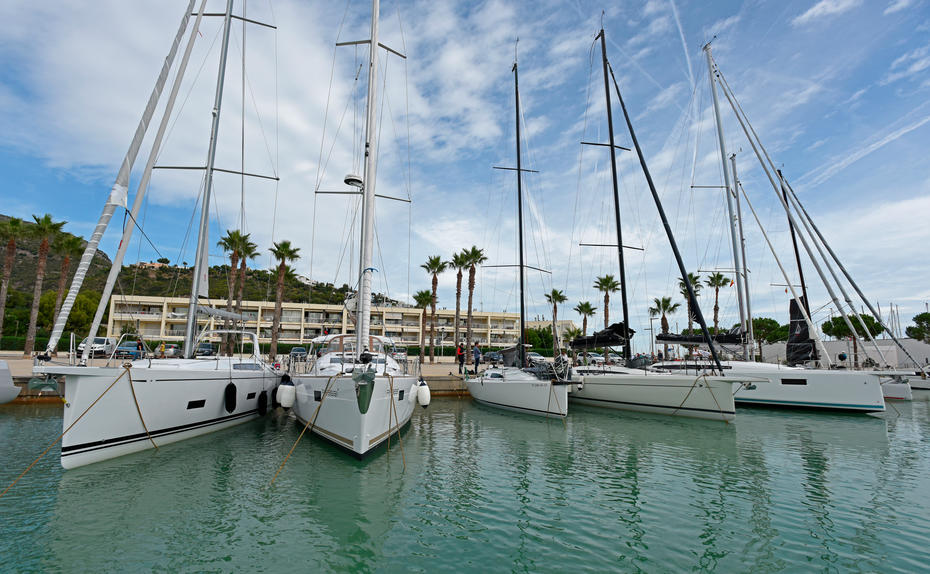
[567,28,742,422]
[33,1,278,469]
[650,43,890,414]
[465,58,570,419]
[288,0,430,457]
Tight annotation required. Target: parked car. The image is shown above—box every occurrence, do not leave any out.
[163,343,181,358]
[606,353,622,364]
[484,351,503,364]
[77,337,116,357]
[526,351,546,363]
[580,352,605,365]
[195,342,215,357]
[289,346,308,362]
[114,343,145,360]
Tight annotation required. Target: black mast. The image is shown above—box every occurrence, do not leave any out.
[514,61,527,370]
[597,28,632,365]
[607,62,725,374]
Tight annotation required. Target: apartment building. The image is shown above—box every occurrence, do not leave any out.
[106,295,521,348]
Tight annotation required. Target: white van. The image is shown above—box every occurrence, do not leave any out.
[77,337,117,357]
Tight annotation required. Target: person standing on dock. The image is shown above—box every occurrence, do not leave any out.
[472,342,481,375]
[456,343,465,374]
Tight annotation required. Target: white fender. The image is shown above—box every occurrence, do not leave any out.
[408,383,418,403]
[277,383,296,409]
[417,381,431,408]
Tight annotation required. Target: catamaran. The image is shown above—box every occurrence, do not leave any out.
[33,0,278,468]
[288,0,430,457]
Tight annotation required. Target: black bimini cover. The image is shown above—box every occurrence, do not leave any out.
[786,297,817,365]
[655,325,743,346]
[570,322,635,350]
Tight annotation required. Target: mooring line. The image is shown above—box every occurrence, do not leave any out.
[270,374,339,486]
[1,366,131,499]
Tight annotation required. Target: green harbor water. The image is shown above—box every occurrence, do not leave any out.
[2,397,930,572]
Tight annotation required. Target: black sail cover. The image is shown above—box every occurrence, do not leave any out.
[570,322,635,350]
[786,297,817,365]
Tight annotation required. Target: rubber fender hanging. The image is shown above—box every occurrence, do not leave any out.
[224,382,237,413]
[257,390,268,416]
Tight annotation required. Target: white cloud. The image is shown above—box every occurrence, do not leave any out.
[884,0,915,15]
[792,0,863,27]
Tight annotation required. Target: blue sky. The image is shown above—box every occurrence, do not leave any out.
[1,0,928,352]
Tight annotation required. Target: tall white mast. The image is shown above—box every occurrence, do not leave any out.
[355,0,381,357]
[704,43,750,360]
[44,0,198,356]
[184,0,236,358]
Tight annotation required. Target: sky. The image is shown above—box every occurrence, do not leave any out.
[1,0,929,354]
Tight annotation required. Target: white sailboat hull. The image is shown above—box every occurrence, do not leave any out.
[570,367,737,421]
[466,369,568,418]
[35,358,276,469]
[291,374,418,457]
[0,360,20,404]
[656,362,886,412]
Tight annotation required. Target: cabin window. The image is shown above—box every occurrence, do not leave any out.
[398,390,404,401]
[187,399,206,409]
[782,378,807,385]
[314,390,322,401]
[247,392,256,399]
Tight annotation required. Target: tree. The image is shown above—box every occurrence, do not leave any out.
[704,272,730,334]
[218,229,247,355]
[268,240,300,362]
[678,272,702,340]
[421,255,448,363]
[906,312,930,344]
[594,275,620,329]
[51,234,85,325]
[649,296,681,359]
[24,214,66,355]
[450,250,469,348]
[525,326,553,355]
[748,317,789,358]
[413,290,433,364]
[463,246,487,348]
[822,314,884,368]
[156,257,170,265]
[237,236,258,313]
[563,325,582,362]
[544,288,567,358]
[0,217,24,341]
[573,301,596,336]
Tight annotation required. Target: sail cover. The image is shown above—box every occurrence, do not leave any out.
[786,296,817,365]
[570,322,636,350]
[655,325,743,346]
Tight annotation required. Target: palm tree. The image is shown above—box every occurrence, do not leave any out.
[51,234,85,323]
[705,272,730,334]
[236,236,258,313]
[268,240,300,362]
[218,230,246,354]
[649,296,680,360]
[0,217,25,341]
[544,288,567,358]
[24,215,66,355]
[413,290,432,366]
[594,275,620,329]
[421,255,448,363]
[573,301,596,336]
[463,246,487,347]
[563,325,582,363]
[450,250,469,347]
[678,272,702,336]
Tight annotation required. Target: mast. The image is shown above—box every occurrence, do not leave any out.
[704,43,749,360]
[355,0,380,358]
[184,0,235,358]
[606,63,725,374]
[597,29,631,365]
[778,169,811,320]
[514,60,527,369]
[730,155,755,356]
[45,0,198,356]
